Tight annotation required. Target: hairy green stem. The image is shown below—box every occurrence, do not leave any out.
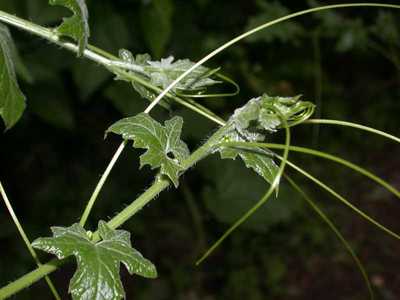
[0,10,224,126]
[0,180,61,300]
[4,101,400,297]
[0,120,229,299]
[0,13,226,295]
[0,9,225,234]
[1,3,400,298]
[77,68,223,228]
[0,8,225,231]
[197,112,291,265]
[0,10,108,64]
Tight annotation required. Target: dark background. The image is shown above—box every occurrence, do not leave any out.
[1,0,400,299]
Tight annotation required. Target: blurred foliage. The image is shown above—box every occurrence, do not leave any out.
[140,0,174,58]
[202,157,301,232]
[1,0,400,299]
[245,0,304,45]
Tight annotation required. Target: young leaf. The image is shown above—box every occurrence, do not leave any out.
[116,49,220,101]
[215,94,315,184]
[146,56,220,90]
[219,133,279,185]
[116,50,171,110]
[0,25,26,130]
[106,113,190,187]
[32,221,157,300]
[49,0,90,56]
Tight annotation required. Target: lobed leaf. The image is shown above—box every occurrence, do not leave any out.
[32,221,157,300]
[0,24,26,130]
[49,0,90,56]
[106,113,190,187]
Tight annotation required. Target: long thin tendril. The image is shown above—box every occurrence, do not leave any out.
[217,141,400,241]
[219,142,400,200]
[284,175,374,300]
[144,3,400,113]
[1,3,400,298]
[0,180,61,300]
[304,119,400,144]
[79,141,127,227]
[175,72,240,99]
[196,110,291,265]
[277,157,400,241]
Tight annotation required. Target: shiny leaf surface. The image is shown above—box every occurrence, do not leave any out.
[32,221,157,300]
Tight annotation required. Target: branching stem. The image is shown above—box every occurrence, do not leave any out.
[0,10,224,126]
[0,119,229,299]
[1,3,400,299]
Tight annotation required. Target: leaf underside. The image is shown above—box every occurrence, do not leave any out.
[49,0,90,56]
[32,221,157,300]
[116,49,220,106]
[0,24,26,130]
[106,113,190,187]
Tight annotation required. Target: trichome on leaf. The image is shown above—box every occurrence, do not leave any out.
[214,94,315,184]
[32,221,157,300]
[50,0,90,56]
[106,112,190,187]
[115,49,221,103]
